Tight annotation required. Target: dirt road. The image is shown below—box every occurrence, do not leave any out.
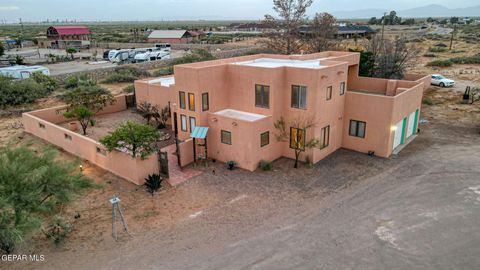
[4,86,480,270]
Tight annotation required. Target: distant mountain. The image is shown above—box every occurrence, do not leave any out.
[330,4,480,19]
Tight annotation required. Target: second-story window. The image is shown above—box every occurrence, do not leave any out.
[180,114,187,132]
[326,86,332,100]
[179,91,186,109]
[202,92,209,111]
[291,85,307,109]
[340,82,345,95]
[255,84,270,108]
[188,93,195,111]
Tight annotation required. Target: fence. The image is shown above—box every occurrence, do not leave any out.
[22,94,159,185]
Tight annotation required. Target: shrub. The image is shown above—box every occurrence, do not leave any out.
[153,66,174,77]
[102,66,149,84]
[428,47,447,53]
[423,98,434,105]
[305,155,314,168]
[123,84,135,93]
[426,59,452,67]
[434,42,448,47]
[31,72,58,92]
[64,74,96,89]
[259,160,272,171]
[144,174,163,195]
[450,55,480,64]
[423,53,436,57]
[0,76,50,107]
[42,215,73,245]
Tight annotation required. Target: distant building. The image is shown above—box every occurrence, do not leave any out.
[37,26,90,49]
[147,30,206,44]
[231,22,277,33]
[298,25,376,39]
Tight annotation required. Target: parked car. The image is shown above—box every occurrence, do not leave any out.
[431,74,455,87]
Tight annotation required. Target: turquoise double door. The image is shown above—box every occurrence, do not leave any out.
[393,109,419,150]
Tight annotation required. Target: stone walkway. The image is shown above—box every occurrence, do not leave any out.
[162,144,202,186]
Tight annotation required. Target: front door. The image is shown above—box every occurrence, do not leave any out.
[406,111,416,138]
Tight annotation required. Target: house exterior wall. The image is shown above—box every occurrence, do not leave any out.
[133,52,428,171]
[22,95,159,185]
[147,37,192,44]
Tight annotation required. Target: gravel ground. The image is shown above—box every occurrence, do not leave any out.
[3,87,480,270]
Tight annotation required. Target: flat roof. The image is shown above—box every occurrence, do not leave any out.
[214,109,267,122]
[233,58,327,69]
[147,76,175,87]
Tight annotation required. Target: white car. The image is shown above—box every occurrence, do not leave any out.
[431,74,455,87]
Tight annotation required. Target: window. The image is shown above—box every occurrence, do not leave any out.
[326,86,332,100]
[255,84,270,108]
[179,91,186,109]
[189,116,196,132]
[202,92,209,111]
[96,147,107,156]
[260,131,269,147]
[64,133,72,141]
[221,130,232,145]
[349,120,366,138]
[180,114,187,132]
[39,123,46,129]
[290,127,305,150]
[188,93,195,111]
[291,85,307,109]
[320,125,330,149]
[340,82,345,95]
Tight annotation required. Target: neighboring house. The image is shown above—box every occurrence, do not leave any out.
[135,51,429,171]
[37,25,91,49]
[298,25,376,39]
[147,30,205,43]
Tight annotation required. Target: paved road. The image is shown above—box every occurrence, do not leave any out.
[7,103,480,270]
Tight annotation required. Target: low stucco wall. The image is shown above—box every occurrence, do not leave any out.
[22,95,159,185]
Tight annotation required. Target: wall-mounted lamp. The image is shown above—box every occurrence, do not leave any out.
[79,165,84,172]
[212,118,218,122]
[321,75,328,79]
[232,122,238,127]
[390,126,397,132]
[337,71,345,75]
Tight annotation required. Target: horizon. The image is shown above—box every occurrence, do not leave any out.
[0,1,478,23]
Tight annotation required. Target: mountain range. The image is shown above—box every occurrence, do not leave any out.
[330,4,480,19]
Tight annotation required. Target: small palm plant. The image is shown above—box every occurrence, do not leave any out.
[144,174,163,195]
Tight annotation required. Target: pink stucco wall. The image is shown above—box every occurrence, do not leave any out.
[22,94,159,185]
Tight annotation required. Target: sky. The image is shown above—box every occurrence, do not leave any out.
[0,0,477,22]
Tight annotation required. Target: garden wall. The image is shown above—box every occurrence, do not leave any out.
[22,94,159,185]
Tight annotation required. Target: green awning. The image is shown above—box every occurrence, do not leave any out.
[190,126,209,139]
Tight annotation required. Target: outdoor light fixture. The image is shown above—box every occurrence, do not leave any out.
[232,122,238,126]
[337,71,345,75]
[79,165,84,172]
[212,118,218,122]
[390,126,397,131]
[321,75,328,79]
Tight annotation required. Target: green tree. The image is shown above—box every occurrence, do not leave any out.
[0,146,92,253]
[63,106,95,135]
[61,85,115,113]
[450,17,459,24]
[368,17,378,25]
[0,43,4,57]
[66,47,76,59]
[274,116,321,168]
[31,72,57,92]
[306,12,338,53]
[100,121,161,159]
[14,54,24,65]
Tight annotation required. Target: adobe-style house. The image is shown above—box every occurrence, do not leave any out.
[135,51,430,171]
[37,26,91,49]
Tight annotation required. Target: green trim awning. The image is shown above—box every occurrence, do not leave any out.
[190,126,209,139]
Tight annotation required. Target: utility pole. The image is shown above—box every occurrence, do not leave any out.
[449,24,456,51]
[381,12,386,42]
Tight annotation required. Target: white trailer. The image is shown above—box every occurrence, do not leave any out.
[0,65,50,79]
[134,49,170,63]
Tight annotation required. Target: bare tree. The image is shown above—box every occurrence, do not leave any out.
[306,12,337,53]
[367,35,420,79]
[274,116,321,168]
[263,0,313,54]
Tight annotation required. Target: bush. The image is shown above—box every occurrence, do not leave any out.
[31,72,58,92]
[450,55,480,64]
[123,84,135,93]
[0,76,50,107]
[423,98,434,105]
[259,160,272,171]
[102,66,149,84]
[426,59,453,67]
[42,215,73,245]
[64,74,96,89]
[153,66,174,77]
[423,53,436,57]
[429,47,447,53]
[434,42,448,47]
[144,174,163,195]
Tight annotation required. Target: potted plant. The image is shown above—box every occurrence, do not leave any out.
[68,121,78,132]
[227,160,236,170]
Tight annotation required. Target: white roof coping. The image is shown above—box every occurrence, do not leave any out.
[233,58,330,69]
[214,109,267,122]
[147,76,175,87]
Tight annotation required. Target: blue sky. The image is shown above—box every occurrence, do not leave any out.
[0,0,477,22]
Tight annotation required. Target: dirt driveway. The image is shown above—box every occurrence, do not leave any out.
[3,87,480,270]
